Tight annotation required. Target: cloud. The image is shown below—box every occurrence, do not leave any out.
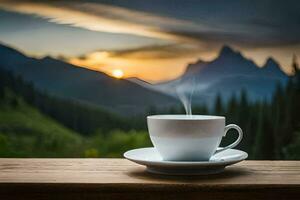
[0,0,299,81]
[108,44,209,59]
[1,0,299,48]
[0,0,207,43]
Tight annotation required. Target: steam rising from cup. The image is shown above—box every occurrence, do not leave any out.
[175,77,195,115]
[128,75,204,115]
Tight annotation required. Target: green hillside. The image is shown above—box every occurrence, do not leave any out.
[0,89,84,157]
[0,88,151,158]
[0,69,151,158]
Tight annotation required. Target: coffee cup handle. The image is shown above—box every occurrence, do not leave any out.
[214,124,243,154]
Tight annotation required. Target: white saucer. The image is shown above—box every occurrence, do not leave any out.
[124,147,248,175]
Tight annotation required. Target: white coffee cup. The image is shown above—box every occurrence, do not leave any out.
[147,115,243,161]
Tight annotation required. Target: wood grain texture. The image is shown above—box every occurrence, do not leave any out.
[0,159,299,200]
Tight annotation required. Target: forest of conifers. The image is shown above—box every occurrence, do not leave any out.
[0,60,299,159]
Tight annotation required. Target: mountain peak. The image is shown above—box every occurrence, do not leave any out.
[264,57,279,67]
[41,56,68,65]
[219,45,237,56]
[182,59,207,77]
[42,56,54,60]
[262,57,286,76]
[40,56,64,65]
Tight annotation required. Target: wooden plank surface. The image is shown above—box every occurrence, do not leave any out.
[0,159,299,200]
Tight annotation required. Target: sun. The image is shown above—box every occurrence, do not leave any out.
[112,69,124,79]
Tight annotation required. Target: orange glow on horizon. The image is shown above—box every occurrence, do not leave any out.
[68,49,217,82]
[111,69,124,79]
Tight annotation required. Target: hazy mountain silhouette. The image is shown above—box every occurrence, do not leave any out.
[0,43,176,114]
[183,46,287,80]
[0,43,290,112]
[131,45,289,106]
[186,46,288,102]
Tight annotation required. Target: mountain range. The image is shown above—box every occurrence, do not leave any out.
[0,43,290,114]
[130,45,289,107]
[0,43,176,115]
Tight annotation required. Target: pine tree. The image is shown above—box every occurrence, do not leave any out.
[252,101,274,159]
[227,94,237,122]
[239,89,249,117]
[272,82,285,158]
[214,93,223,115]
[291,55,300,124]
[253,103,264,159]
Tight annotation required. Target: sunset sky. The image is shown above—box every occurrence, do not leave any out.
[0,0,299,82]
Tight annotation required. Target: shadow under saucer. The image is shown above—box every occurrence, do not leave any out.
[125,165,251,182]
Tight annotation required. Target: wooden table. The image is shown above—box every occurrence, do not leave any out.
[0,159,299,200]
